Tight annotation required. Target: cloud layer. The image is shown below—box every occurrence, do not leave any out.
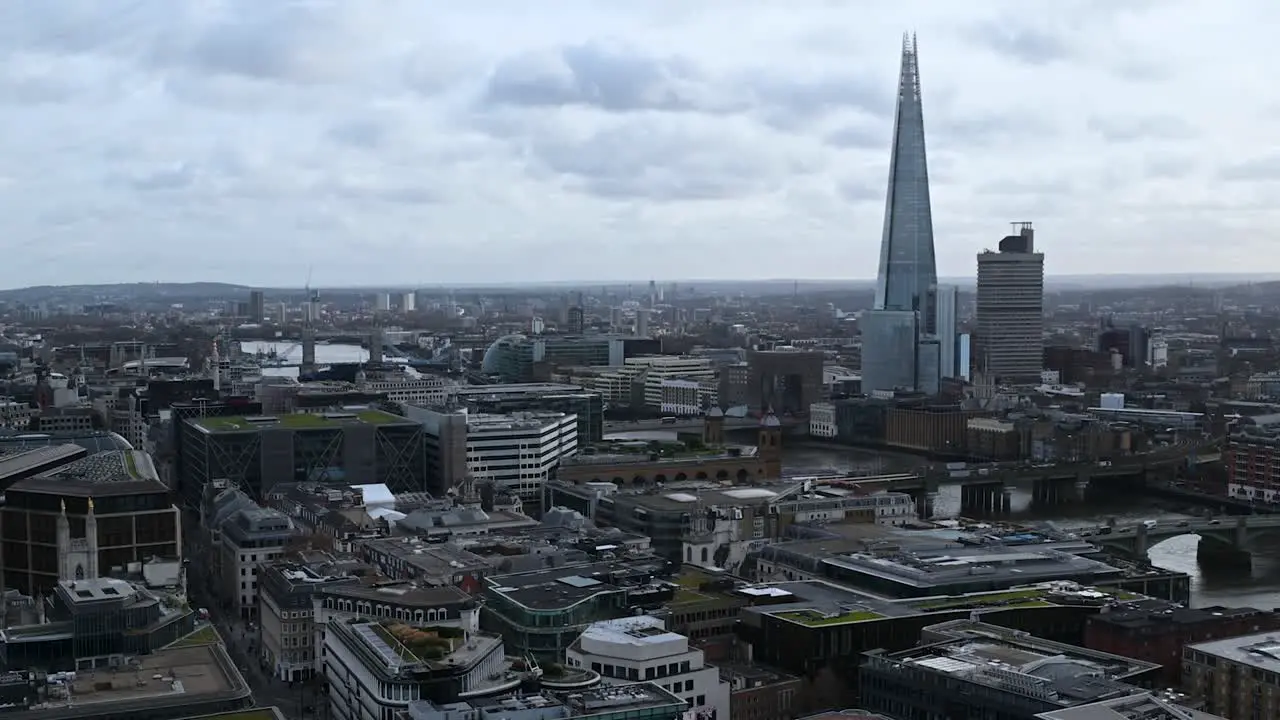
[0,0,1276,287]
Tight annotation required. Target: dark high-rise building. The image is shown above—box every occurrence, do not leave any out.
[1097,317,1151,368]
[862,34,942,395]
[248,289,266,323]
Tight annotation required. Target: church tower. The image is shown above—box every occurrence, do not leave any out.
[702,406,725,446]
[57,498,100,582]
[757,409,783,479]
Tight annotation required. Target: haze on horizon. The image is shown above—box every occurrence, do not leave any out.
[2,0,1278,288]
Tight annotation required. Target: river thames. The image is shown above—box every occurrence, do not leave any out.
[611,429,1280,609]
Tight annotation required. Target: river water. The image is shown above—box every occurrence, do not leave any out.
[608,430,1280,610]
[237,340,406,378]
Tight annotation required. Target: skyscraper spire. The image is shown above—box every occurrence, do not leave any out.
[874,32,937,313]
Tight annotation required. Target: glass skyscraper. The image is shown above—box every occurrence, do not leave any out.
[862,35,948,395]
[875,33,937,314]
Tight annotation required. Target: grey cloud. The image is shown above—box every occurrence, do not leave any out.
[327,119,390,149]
[825,125,885,150]
[838,181,881,204]
[964,24,1072,65]
[976,177,1075,196]
[1144,155,1196,179]
[521,122,788,202]
[482,42,887,127]
[1087,116,1195,143]
[127,163,198,192]
[1220,156,1280,182]
[483,42,734,114]
[933,112,1054,148]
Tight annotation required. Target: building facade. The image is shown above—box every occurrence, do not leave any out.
[566,615,729,720]
[178,410,429,502]
[976,223,1045,383]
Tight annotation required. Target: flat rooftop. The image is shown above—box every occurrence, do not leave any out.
[877,622,1158,708]
[180,709,287,720]
[1186,631,1280,674]
[465,411,574,432]
[7,644,248,720]
[9,450,166,496]
[327,582,474,608]
[1035,692,1220,720]
[822,543,1122,591]
[451,382,590,396]
[0,444,86,481]
[746,580,1148,629]
[190,410,410,433]
[487,557,670,611]
[596,483,802,511]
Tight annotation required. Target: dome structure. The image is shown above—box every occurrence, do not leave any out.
[480,334,527,374]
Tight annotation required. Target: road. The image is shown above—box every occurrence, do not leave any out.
[185,535,322,720]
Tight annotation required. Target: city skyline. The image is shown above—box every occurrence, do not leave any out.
[3,1,1280,287]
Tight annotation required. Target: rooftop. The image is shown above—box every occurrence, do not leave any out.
[577,615,686,651]
[820,543,1123,592]
[5,644,248,720]
[486,557,671,611]
[1089,604,1262,631]
[190,410,409,433]
[324,581,475,609]
[405,682,685,719]
[1034,692,1222,720]
[1186,630,1280,674]
[180,708,286,720]
[872,621,1160,709]
[748,580,1149,629]
[9,450,165,496]
[465,411,575,433]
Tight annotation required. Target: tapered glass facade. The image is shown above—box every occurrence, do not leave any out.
[874,34,937,314]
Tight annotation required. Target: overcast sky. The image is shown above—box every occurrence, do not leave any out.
[0,0,1275,288]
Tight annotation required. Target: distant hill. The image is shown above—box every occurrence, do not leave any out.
[0,282,252,302]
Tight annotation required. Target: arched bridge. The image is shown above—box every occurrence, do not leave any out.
[1093,515,1280,562]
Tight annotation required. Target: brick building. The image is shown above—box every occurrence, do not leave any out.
[1085,603,1280,686]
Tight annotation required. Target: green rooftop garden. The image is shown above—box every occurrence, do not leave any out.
[195,410,404,432]
[168,624,220,648]
[123,451,139,478]
[372,622,465,662]
[910,589,1048,612]
[776,609,884,626]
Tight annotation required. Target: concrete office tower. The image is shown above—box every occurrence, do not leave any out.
[248,289,265,324]
[861,34,940,394]
[401,292,416,313]
[976,222,1045,383]
[375,292,392,312]
[635,309,649,337]
[933,283,959,379]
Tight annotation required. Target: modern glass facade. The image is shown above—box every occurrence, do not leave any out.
[859,310,919,394]
[874,34,937,315]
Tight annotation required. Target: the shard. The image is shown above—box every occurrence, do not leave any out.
[873,33,937,314]
[862,34,953,395]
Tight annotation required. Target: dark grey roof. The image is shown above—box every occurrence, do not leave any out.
[0,430,132,454]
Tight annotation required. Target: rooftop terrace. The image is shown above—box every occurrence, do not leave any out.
[191,410,408,432]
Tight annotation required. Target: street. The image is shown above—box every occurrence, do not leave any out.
[184,535,324,720]
[211,613,322,719]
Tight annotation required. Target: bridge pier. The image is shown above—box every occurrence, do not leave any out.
[1196,538,1252,572]
[910,491,937,520]
[961,483,1004,516]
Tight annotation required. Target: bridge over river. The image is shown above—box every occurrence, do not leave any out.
[875,441,1214,518]
[1091,514,1280,569]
